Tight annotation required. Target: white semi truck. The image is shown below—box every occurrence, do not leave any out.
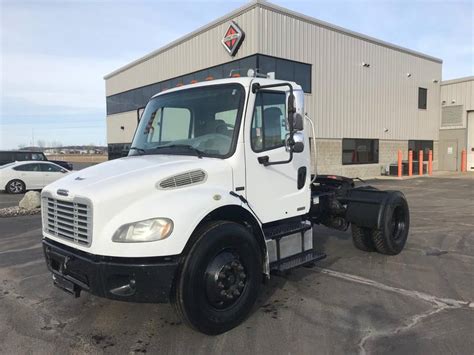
[41,74,409,334]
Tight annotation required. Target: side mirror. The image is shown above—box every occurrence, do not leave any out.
[286,131,305,153]
[61,169,68,173]
[292,131,305,153]
[293,141,304,153]
[292,113,304,131]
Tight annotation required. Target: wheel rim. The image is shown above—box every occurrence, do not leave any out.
[9,181,22,193]
[390,205,406,240]
[204,250,247,309]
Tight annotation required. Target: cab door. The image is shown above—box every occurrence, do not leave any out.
[243,82,310,223]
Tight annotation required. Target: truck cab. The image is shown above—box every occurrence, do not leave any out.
[41,75,409,334]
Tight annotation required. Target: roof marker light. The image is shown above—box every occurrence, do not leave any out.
[205,76,214,81]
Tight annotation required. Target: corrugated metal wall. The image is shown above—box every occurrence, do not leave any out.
[440,78,474,128]
[105,8,260,96]
[105,2,442,143]
[255,6,441,141]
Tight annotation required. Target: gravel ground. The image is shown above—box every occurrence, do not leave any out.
[0,174,473,354]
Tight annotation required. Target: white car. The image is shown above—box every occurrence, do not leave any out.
[0,161,70,194]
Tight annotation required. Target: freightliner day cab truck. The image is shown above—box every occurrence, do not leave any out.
[41,73,410,334]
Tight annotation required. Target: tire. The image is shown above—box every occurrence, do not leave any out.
[173,221,262,335]
[6,179,26,194]
[351,224,376,252]
[372,192,410,255]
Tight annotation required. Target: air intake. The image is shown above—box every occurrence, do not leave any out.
[158,169,207,189]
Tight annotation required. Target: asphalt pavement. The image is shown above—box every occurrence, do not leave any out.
[0,174,473,354]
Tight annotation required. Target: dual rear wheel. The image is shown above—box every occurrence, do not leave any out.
[351,191,410,255]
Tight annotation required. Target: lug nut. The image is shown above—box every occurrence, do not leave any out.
[240,272,246,279]
[234,289,240,296]
[237,265,244,271]
[219,272,226,279]
[238,281,244,288]
[217,282,224,289]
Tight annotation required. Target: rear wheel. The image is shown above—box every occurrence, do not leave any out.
[372,192,410,255]
[351,224,376,252]
[173,221,262,335]
[6,179,25,194]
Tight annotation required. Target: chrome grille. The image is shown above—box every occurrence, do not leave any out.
[158,169,207,189]
[43,196,92,246]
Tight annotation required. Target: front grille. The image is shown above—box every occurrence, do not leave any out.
[43,197,92,246]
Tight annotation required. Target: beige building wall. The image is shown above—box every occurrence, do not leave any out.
[439,77,474,170]
[104,0,443,176]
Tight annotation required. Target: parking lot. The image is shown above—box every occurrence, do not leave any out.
[0,174,473,354]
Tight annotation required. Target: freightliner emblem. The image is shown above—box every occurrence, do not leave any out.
[221,21,245,57]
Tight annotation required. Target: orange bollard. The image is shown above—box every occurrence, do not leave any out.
[408,150,413,177]
[419,150,424,175]
[428,150,433,175]
[461,149,467,172]
[397,150,402,177]
[428,149,433,176]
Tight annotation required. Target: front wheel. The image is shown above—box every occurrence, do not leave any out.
[6,179,25,194]
[172,221,262,335]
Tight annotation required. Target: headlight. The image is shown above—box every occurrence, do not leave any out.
[112,218,173,243]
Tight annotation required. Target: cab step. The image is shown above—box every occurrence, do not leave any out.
[264,220,311,240]
[270,250,326,271]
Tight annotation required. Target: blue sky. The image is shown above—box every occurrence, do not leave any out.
[1,0,473,149]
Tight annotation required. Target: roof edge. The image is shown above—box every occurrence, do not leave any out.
[257,1,442,64]
[441,76,474,86]
[104,0,442,80]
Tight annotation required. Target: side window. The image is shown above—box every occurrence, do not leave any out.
[251,91,287,152]
[31,153,45,161]
[0,152,13,162]
[14,164,40,171]
[40,163,62,172]
[161,107,191,142]
[14,152,30,161]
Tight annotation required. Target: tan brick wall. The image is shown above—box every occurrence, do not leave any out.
[312,139,438,178]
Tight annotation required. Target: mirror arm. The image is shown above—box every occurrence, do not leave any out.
[258,150,294,167]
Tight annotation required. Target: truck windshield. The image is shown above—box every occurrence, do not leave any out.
[130,84,245,158]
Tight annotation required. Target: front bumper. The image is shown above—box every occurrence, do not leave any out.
[42,238,179,303]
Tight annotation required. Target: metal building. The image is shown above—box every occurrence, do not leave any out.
[439,76,474,171]
[104,0,442,177]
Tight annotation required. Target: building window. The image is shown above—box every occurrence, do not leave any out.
[418,87,427,109]
[257,54,311,93]
[342,139,379,165]
[106,54,312,115]
[251,91,288,152]
[408,140,433,161]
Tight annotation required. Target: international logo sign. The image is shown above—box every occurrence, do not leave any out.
[221,21,245,56]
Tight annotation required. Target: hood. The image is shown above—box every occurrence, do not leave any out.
[43,154,233,202]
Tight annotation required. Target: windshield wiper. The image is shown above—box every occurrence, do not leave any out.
[129,147,146,155]
[152,144,204,158]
